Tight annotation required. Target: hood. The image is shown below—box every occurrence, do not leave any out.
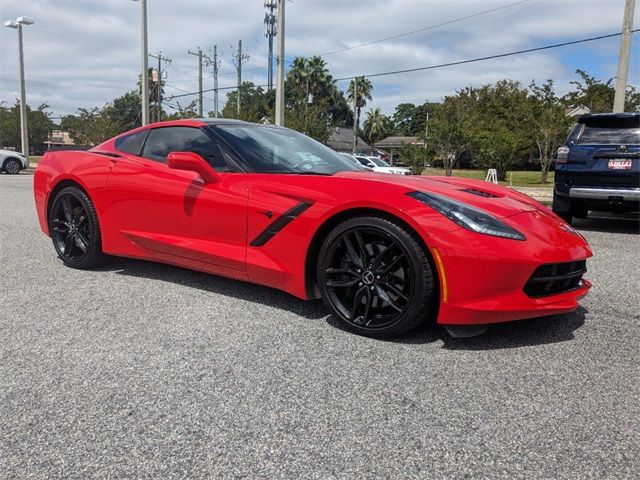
[0,149,25,157]
[336,172,542,219]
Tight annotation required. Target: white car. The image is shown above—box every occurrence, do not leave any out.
[340,153,374,172]
[0,149,28,174]
[354,155,411,175]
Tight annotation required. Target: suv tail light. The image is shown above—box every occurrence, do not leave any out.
[556,146,570,164]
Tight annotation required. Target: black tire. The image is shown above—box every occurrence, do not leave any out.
[48,186,109,269]
[553,209,573,225]
[572,204,589,219]
[3,158,22,174]
[317,216,436,338]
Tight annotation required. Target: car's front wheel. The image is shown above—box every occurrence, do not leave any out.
[317,216,436,338]
[48,186,109,269]
[3,158,22,174]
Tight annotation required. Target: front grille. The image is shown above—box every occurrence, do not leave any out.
[524,260,587,298]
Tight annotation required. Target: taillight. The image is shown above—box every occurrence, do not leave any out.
[556,146,570,164]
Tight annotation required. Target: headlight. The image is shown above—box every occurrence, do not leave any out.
[407,191,526,241]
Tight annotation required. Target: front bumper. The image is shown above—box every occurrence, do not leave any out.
[427,210,592,326]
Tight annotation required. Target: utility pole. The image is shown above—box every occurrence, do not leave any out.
[424,112,429,150]
[233,40,250,116]
[149,52,171,122]
[275,0,286,126]
[188,47,204,117]
[352,77,358,155]
[206,46,221,118]
[264,0,277,91]
[613,0,636,112]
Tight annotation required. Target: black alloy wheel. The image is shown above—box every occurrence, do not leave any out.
[317,216,436,338]
[49,186,108,269]
[3,158,21,174]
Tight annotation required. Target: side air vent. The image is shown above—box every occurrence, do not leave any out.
[524,260,587,298]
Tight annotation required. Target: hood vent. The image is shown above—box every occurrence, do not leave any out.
[460,187,499,198]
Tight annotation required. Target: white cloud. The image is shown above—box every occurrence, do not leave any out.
[0,0,637,119]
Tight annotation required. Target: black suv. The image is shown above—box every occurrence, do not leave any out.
[553,112,639,224]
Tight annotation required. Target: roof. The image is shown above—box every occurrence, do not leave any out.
[565,105,591,117]
[326,127,370,151]
[200,118,251,125]
[577,112,640,126]
[374,136,424,148]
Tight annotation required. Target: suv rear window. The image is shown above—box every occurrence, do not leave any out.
[577,127,640,144]
[576,116,640,144]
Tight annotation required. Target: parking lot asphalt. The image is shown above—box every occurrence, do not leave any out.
[1,173,639,479]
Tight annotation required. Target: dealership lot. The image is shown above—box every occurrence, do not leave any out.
[1,173,639,479]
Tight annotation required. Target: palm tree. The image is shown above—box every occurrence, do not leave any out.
[347,76,373,153]
[287,57,309,98]
[363,107,391,153]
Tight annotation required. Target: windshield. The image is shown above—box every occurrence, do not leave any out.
[212,124,361,174]
[370,157,391,167]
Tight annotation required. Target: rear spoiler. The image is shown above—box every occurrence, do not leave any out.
[578,114,640,128]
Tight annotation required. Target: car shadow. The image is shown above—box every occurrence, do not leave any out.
[100,258,587,349]
[438,307,587,350]
[573,212,639,234]
[100,257,328,321]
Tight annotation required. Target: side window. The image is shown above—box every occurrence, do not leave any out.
[142,126,231,171]
[115,130,148,156]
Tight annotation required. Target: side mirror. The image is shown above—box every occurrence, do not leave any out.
[167,151,221,183]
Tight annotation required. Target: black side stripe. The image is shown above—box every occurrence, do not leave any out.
[250,202,313,247]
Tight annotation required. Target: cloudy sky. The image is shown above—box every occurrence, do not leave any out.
[1,0,638,121]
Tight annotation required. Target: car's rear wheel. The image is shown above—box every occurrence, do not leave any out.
[317,216,436,338]
[48,186,108,269]
[3,158,21,174]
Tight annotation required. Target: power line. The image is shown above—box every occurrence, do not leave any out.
[165,83,267,100]
[163,30,638,100]
[334,29,640,81]
[317,0,534,56]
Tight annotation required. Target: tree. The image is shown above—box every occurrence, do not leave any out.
[222,82,269,122]
[109,90,142,131]
[392,103,416,135]
[529,80,572,183]
[347,76,373,153]
[60,90,145,146]
[563,69,640,113]
[61,107,117,146]
[0,101,54,151]
[363,107,392,153]
[285,104,331,143]
[282,56,350,139]
[398,144,430,174]
[168,100,199,120]
[464,81,534,181]
[427,98,469,176]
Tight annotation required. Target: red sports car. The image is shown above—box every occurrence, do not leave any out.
[34,119,592,338]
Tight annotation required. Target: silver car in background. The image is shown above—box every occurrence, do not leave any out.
[0,149,28,174]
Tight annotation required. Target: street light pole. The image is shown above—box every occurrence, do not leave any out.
[133,0,150,125]
[140,0,150,124]
[17,23,29,158]
[4,16,34,158]
[275,0,285,126]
